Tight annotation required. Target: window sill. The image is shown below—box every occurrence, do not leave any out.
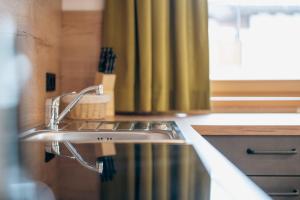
[211,96,300,101]
[210,80,300,113]
[211,97,300,113]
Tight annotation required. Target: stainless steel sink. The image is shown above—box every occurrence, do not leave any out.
[20,121,185,143]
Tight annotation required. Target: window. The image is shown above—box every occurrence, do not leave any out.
[208,0,300,112]
[208,0,300,80]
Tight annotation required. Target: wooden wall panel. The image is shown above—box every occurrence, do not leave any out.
[0,0,62,129]
[0,0,62,198]
[61,11,103,92]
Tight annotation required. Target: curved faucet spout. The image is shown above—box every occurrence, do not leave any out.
[49,85,104,130]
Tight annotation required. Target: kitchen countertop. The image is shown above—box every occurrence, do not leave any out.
[110,113,300,125]
[112,113,300,135]
[22,113,294,199]
[188,113,300,135]
[184,113,300,126]
[175,118,270,200]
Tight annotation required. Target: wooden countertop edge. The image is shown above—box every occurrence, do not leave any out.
[192,125,300,136]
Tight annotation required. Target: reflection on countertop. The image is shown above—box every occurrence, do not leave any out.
[21,142,210,200]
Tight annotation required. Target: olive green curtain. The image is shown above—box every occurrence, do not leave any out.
[102,0,210,112]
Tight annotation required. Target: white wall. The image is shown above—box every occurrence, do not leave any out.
[62,0,104,11]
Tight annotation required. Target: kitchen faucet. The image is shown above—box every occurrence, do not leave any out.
[46,85,104,174]
[48,85,103,130]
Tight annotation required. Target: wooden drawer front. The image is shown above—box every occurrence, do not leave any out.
[250,176,300,200]
[204,136,300,175]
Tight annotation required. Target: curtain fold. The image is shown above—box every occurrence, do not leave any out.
[103,0,210,112]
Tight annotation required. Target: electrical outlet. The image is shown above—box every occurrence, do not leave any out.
[46,73,56,92]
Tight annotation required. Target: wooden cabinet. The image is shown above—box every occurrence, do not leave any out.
[250,177,300,200]
[204,135,300,199]
[204,136,300,176]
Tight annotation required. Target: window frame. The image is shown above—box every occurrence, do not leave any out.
[210,80,300,113]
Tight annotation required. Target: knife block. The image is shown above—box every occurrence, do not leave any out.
[95,143,116,157]
[95,72,116,117]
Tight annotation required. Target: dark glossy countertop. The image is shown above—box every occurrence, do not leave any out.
[21,142,210,200]
[21,117,273,200]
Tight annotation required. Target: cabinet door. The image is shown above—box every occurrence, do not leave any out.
[250,176,300,200]
[204,136,300,175]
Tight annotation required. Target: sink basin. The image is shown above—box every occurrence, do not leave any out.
[20,121,185,143]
